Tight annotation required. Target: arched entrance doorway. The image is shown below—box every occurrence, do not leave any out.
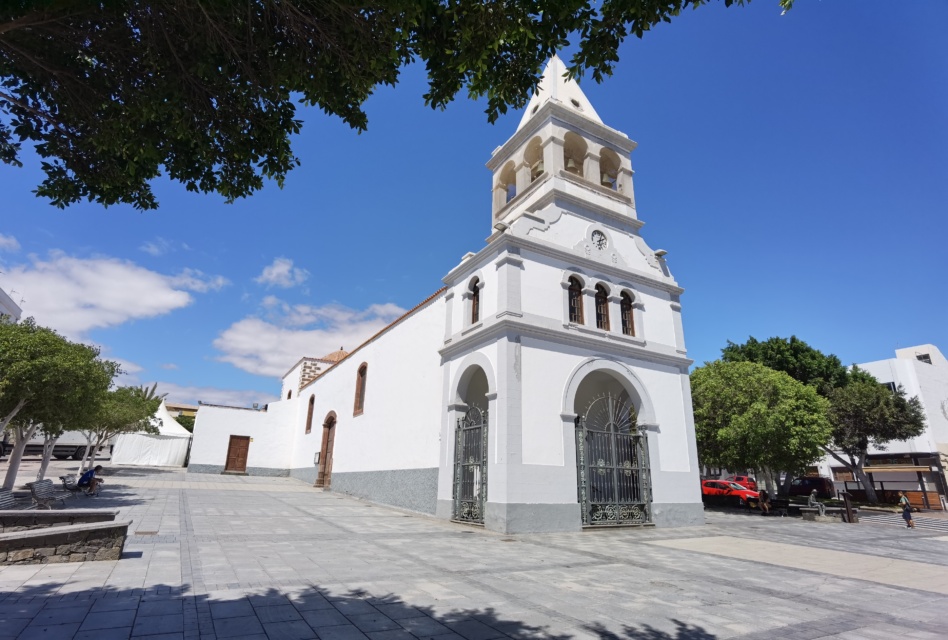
[315,412,336,488]
[453,366,489,524]
[573,370,651,526]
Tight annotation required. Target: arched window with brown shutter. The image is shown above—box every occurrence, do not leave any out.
[305,395,315,434]
[595,284,610,331]
[568,277,584,324]
[621,292,635,336]
[470,277,480,324]
[287,390,293,400]
[353,363,368,416]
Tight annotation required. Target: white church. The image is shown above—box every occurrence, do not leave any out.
[189,57,704,533]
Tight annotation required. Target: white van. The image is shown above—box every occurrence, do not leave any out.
[21,432,108,460]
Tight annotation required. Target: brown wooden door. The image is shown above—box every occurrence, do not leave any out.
[316,416,336,488]
[224,436,250,472]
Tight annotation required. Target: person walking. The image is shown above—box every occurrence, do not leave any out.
[898,491,915,529]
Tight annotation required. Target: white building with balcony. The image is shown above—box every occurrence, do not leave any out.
[189,57,704,532]
[817,344,948,509]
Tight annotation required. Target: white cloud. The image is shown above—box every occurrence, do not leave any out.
[160,363,179,370]
[139,237,173,256]
[3,252,229,339]
[214,301,406,377]
[169,268,230,293]
[254,257,309,289]
[0,234,20,252]
[155,381,278,408]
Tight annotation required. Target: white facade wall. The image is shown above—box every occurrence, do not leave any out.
[285,297,445,475]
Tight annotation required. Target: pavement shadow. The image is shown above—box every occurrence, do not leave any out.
[0,581,718,639]
[585,620,717,639]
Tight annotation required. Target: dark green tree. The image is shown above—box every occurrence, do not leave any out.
[1,0,792,210]
[691,361,831,493]
[721,335,849,395]
[824,369,926,503]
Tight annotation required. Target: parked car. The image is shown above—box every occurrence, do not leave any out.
[701,480,759,508]
[725,475,758,491]
[788,476,835,499]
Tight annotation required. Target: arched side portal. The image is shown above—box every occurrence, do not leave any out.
[565,360,656,526]
[452,364,490,524]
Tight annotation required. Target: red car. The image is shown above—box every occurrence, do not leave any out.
[701,480,760,508]
[726,475,758,491]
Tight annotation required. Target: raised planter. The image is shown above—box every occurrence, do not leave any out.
[0,510,120,533]
[0,520,132,565]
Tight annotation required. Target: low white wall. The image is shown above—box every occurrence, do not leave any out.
[189,402,297,472]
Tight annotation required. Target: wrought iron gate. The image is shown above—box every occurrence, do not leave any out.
[576,393,651,526]
[453,406,488,524]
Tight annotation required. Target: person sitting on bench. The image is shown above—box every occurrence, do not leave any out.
[77,465,104,495]
[807,489,825,516]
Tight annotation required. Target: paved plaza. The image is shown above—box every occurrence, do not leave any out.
[2,463,948,640]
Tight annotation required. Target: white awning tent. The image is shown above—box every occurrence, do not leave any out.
[111,401,192,467]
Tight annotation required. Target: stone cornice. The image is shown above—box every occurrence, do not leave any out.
[505,235,684,295]
[439,312,692,369]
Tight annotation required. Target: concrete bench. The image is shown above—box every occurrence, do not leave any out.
[25,479,72,510]
[0,488,36,511]
[0,519,132,565]
[800,506,858,522]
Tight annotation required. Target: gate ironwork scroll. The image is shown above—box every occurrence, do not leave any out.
[453,406,488,524]
[576,393,651,526]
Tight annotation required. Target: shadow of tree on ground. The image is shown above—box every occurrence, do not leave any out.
[0,581,718,639]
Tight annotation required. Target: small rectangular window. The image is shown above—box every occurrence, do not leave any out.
[917,354,932,364]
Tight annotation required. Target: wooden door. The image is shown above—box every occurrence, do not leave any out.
[224,436,250,472]
[316,416,336,488]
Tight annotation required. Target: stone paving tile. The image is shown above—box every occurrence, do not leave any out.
[18,623,83,640]
[314,625,370,640]
[80,608,138,630]
[74,627,133,640]
[211,614,265,638]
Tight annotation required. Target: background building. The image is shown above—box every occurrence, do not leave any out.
[818,344,948,509]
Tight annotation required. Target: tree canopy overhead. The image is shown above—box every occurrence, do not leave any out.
[0,0,792,210]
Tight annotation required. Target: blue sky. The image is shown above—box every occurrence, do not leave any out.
[1,1,945,407]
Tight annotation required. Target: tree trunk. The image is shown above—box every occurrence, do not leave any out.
[1,423,40,490]
[854,464,878,504]
[80,431,96,470]
[821,446,877,503]
[36,434,60,481]
[0,398,27,432]
[778,471,793,496]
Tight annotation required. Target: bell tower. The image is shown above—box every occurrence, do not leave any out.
[486,55,637,233]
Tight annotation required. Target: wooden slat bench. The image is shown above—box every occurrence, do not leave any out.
[25,479,71,510]
[0,488,35,511]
